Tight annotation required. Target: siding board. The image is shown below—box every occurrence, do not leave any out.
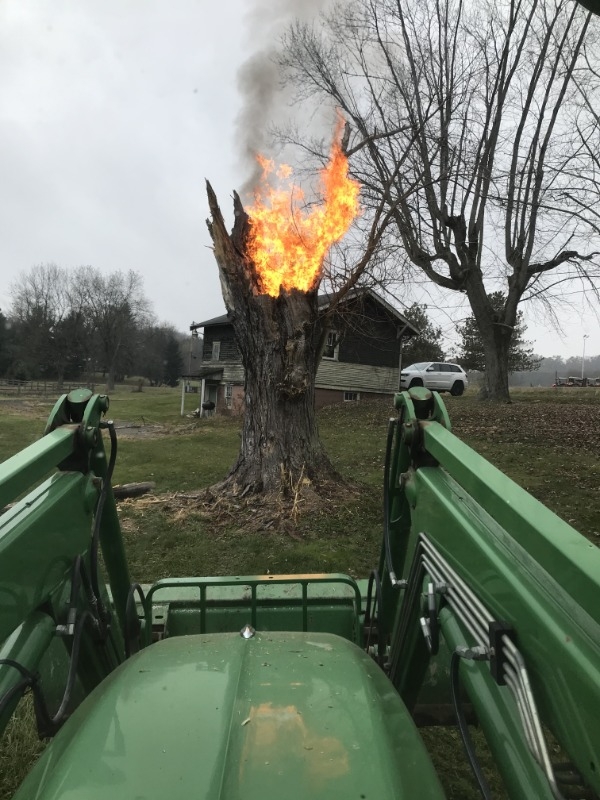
[202,324,240,362]
[316,361,398,393]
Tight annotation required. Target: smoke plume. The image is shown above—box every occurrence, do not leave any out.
[236,0,335,198]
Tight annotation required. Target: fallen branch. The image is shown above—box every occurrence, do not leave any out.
[112,482,156,500]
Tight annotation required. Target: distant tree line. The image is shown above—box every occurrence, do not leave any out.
[2,265,588,393]
[0,264,185,390]
[510,354,600,387]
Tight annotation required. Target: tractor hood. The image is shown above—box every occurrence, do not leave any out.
[15,632,444,800]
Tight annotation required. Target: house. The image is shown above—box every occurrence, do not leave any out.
[188,288,419,414]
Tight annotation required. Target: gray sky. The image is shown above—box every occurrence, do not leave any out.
[0,0,598,361]
[0,0,244,333]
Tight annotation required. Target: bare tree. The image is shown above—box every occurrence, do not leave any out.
[277,0,600,400]
[10,264,80,387]
[76,268,151,390]
[9,265,165,388]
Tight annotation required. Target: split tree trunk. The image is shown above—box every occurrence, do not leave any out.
[206,183,337,495]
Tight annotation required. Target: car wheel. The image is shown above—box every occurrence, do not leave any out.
[409,378,423,388]
[450,381,464,396]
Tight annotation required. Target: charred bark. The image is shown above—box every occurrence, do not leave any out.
[206,182,339,495]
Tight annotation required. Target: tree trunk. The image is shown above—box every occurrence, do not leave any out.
[231,288,334,491]
[107,350,120,390]
[467,285,513,403]
[479,349,510,401]
[206,183,337,494]
[478,327,512,402]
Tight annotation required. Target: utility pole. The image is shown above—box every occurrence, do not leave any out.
[582,334,589,381]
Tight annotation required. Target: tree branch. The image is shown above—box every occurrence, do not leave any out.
[527,250,600,276]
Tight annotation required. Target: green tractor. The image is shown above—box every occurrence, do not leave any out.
[1,387,599,799]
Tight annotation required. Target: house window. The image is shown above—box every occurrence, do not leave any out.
[323,330,339,360]
[225,383,233,408]
[344,391,359,402]
[211,341,221,361]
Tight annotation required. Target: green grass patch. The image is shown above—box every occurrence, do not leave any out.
[106,385,198,425]
[0,401,54,461]
[121,491,382,584]
[112,422,239,492]
[0,699,46,800]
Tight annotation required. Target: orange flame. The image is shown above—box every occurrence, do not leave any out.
[246,126,361,297]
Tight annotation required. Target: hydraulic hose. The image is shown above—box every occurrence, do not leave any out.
[48,609,94,727]
[451,651,493,800]
[383,417,399,585]
[28,609,97,736]
[365,569,385,667]
[89,420,118,631]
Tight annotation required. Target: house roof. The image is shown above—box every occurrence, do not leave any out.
[317,288,419,334]
[190,313,230,329]
[190,287,420,337]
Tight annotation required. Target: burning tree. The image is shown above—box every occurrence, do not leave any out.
[206,128,365,496]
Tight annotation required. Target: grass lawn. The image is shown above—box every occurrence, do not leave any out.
[1,385,599,798]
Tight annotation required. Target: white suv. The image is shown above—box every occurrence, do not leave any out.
[400,362,468,396]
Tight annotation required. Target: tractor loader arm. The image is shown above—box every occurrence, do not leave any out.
[377,387,600,799]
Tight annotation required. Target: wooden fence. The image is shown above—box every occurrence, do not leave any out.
[0,379,96,397]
